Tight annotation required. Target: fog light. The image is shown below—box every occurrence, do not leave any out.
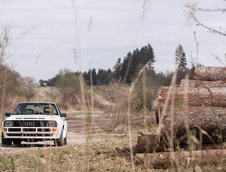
[51,128,57,133]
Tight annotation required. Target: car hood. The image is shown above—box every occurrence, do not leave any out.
[5,115,60,121]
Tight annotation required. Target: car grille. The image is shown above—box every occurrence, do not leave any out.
[6,133,53,137]
[23,128,36,132]
[6,127,54,137]
[8,128,51,132]
[12,120,49,127]
[5,121,55,138]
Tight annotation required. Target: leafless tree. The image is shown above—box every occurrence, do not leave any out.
[0,28,13,116]
[22,77,36,101]
[0,28,11,63]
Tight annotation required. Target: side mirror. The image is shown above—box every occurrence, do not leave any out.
[5,112,12,117]
[60,113,67,117]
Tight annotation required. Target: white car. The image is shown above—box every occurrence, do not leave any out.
[1,102,67,146]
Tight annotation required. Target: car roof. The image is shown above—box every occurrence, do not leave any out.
[16,102,57,105]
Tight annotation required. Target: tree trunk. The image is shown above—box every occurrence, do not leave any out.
[157,86,226,107]
[193,67,226,81]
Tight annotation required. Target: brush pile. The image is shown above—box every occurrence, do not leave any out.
[155,67,226,149]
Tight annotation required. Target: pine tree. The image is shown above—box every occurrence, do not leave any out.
[112,44,155,84]
[175,44,187,70]
[113,58,122,80]
[91,69,97,85]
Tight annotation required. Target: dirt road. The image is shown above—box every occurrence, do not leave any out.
[0,112,115,154]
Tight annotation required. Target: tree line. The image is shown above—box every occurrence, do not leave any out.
[40,43,188,87]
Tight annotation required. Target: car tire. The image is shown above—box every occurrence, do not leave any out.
[54,130,64,146]
[64,135,67,145]
[1,132,12,146]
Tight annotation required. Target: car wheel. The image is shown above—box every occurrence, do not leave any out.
[64,135,67,145]
[54,131,64,146]
[13,139,22,146]
[1,132,12,146]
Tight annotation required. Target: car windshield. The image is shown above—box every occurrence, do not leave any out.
[14,103,58,115]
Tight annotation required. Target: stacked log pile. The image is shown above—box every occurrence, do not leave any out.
[155,67,226,148]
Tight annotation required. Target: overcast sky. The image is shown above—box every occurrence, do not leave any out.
[0,0,225,80]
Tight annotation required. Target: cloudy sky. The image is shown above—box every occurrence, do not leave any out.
[0,0,225,80]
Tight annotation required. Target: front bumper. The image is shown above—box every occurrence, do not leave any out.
[2,127,58,140]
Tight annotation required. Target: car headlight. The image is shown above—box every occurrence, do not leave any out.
[47,121,57,127]
[4,121,13,127]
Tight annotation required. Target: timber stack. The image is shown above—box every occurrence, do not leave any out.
[154,67,226,151]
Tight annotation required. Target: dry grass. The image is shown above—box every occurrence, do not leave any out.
[0,134,141,172]
[0,142,225,171]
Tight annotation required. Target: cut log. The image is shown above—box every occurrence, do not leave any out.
[134,134,157,153]
[180,79,226,88]
[134,134,164,153]
[157,106,226,146]
[158,106,226,129]
[157,86,226,107]
[135,149,226,169]
[193,67,226,81]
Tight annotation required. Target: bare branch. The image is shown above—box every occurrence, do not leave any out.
[189,12,226,37]
[0,27,11,63]
[193,31,199,65]
[197,7,226,13]
[212,53,226,66]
